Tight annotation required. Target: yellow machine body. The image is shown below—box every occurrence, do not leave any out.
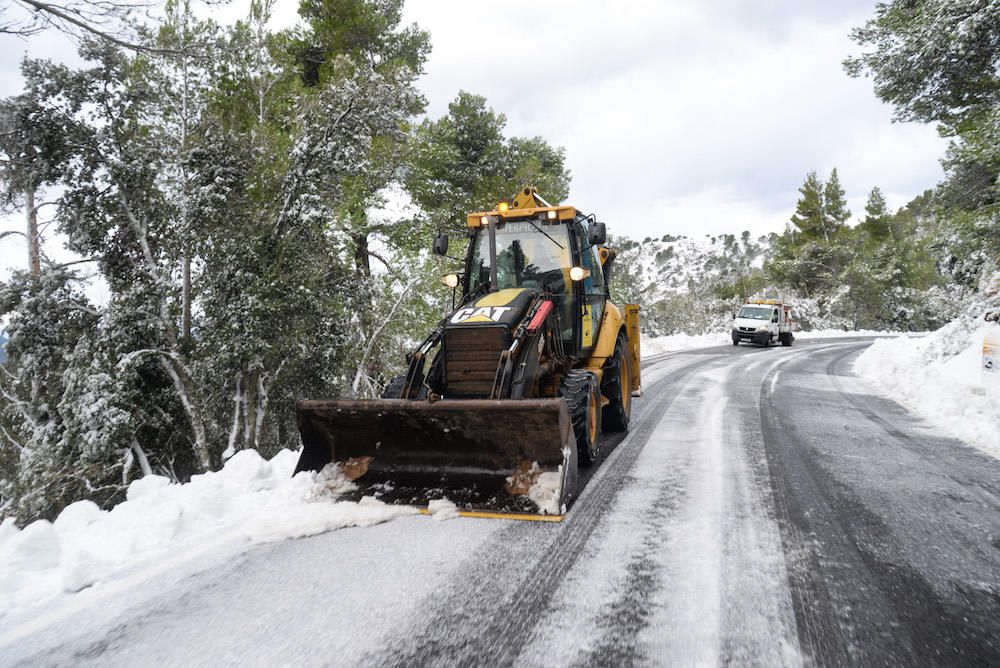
[295,188,641,519]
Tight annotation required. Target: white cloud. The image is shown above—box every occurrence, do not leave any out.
[0,0,949,260]
[402,0,947,240]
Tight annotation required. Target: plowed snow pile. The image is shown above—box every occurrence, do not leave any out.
[855,301,1000,460]
[0,450,417,618]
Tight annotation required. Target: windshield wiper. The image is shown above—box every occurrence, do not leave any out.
[525,219,564,250]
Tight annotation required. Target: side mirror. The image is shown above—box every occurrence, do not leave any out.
[432,233,449,256]
[732,312,737,320]
[588,222,607,246]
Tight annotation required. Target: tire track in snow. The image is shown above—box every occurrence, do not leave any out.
[761,342,1000,665]
[362,354,710,668]
[631,361,798,666]
[519,351,803,666]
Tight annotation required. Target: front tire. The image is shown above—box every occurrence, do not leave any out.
[381,375,406,398]
[561,370,602,466]
[381,374,427,399]
[602,334,632,433]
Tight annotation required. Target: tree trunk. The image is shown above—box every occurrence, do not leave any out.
[160,355,211,471]
[26,185,40,276]
[255,371,268,450]
[131,438,153,476]
[353,231,371,277]
[223,372,243,461]
[182,255,192,340]
[243,366,259,452]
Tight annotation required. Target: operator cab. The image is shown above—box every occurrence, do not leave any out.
[463,214,606,356]
[434,190,609,359]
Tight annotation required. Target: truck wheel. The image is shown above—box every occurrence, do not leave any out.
[732,335,739,346]
[561,370,602,466]
[602,334,631,433]
[780,333,793,347]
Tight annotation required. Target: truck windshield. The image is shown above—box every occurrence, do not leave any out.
[469,222,572,294]
[738,306,775,320]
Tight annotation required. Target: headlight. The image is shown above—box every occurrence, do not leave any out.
[757,325,768,331]
[441,273,459,288]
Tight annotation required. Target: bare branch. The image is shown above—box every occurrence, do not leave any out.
[12,0,196,57]
[43,257,99,269]
[59,301,102,316]
[0,424,25,452]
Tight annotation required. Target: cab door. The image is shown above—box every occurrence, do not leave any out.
[574,219,606,357]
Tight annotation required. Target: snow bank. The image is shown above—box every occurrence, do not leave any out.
[0,450,417,617]
[642,329,910,357]
[855,317,1000,460]
[796,328,917,339]
[642,332,729,355]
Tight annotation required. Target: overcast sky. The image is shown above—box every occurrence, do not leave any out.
[0,0,947,277]
[394,0,947,241]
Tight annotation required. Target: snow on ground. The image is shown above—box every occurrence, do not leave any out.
[642,329,909,356]
[855,314,1000,460]
[795,328,918,339]
[642,332,731,355]
[0,450,418,620]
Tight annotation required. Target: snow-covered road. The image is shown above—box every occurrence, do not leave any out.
[3,339,999,666]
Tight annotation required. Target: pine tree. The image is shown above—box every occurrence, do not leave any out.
[822,168,851,235]
[859,186,892,243]
[406,91,570,233]
[848,0,1000,285]
[788,171,825,241]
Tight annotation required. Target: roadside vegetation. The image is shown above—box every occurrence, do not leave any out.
[0,0,570,522]
[1,0,997,523]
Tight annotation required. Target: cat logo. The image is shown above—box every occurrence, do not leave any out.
[450,306,513,324]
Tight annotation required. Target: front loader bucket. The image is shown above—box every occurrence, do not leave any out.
[295,399,578,519]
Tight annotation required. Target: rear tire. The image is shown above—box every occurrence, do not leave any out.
[561,370,602,466]
[780,332,793,347]
[602,334,631,433]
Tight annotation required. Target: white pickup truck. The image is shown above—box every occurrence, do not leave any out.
[732,299,796,347]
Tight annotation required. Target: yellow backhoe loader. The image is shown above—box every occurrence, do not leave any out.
[294,188,641,519]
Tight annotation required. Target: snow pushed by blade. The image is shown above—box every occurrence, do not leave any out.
[528,468,564,516]
[427,499,459,521]
[0,449,417,619]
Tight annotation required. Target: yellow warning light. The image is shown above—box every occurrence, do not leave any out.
[498,202,509,212]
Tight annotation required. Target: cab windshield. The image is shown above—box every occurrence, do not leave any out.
[738,306,775,320]
[469,222,571,294]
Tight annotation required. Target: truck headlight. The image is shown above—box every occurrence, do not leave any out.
[757,325,768,331]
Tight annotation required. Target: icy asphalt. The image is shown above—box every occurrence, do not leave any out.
[3,339,999,667]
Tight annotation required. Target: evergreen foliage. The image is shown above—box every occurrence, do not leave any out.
[0,0,568,523]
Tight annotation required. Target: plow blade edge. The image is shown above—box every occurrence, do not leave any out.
[294,399,578,517]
